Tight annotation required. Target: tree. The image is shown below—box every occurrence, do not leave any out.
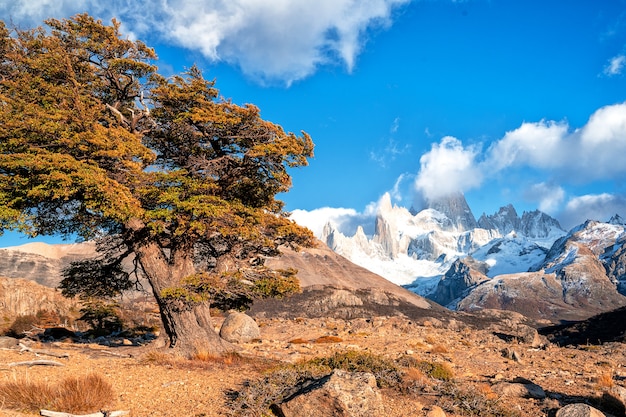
[0,14,315,356]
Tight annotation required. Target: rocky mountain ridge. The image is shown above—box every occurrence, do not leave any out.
[318,192,626,322]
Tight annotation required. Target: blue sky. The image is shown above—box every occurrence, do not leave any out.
[2,0,626,245]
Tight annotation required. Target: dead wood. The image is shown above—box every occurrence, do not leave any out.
[19,343,70,358]
[8,360,65,367]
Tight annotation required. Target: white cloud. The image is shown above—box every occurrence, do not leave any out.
[486,120,569,171]
[414,136,483,201]
[604,54,626,76]
[290,206,376,238]
[390,117,400,133]
[413,102,626,215]
[523,183,565,214]
[0,0,410,85]
[290,186,408,238]
[480,102,626,181]
[560,193,626,229]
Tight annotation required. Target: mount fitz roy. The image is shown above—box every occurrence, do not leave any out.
[320,192,626,322]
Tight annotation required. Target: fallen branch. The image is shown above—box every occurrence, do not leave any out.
[40,410,130,417]
[19,343,70,359]
[8,360,65,367]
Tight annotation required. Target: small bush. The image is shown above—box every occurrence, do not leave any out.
[430,344,449,354]
[596,371,615,389]
[416,360,455,382]
[439,382,520,417]
[78,300,123,336]
[193,351,243,366]
[310,350,402,388]
[226,362,330,416]
[6,314,39,338]
[0,374,114,413]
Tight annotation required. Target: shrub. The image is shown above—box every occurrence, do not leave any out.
[226,362,330,416]
[416,360,455,382]
[438,383,521,417]
[227,350,410,415]
[6,314,39,338]
[0,374,114,413]
[309,350,402,388]
[78,300,123,336]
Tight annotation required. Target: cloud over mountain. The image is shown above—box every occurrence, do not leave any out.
[1,0,409,85]
[413,102,626,226]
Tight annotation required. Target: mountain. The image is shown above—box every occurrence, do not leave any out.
[321,192,565,291]
[435,217,626,321]
[316,193,626,322]
[427,192,478,232]
[0,242,96,287]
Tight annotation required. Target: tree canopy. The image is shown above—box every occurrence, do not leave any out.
[0,14,315,355]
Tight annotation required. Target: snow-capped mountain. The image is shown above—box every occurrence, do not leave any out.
[308,191,626,322]
[459,219,626,321]
[319,192,565,293]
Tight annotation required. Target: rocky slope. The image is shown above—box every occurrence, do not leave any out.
[0,239,443,323]
[456,220,626,322]
[0,242,95,287]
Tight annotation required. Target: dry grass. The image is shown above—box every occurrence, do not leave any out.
[430,344,449,354]
[192,350,244,366]
[0,374,114,414]
[596,371,615,389]
[141,350,176,366]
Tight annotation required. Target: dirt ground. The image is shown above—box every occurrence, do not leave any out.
[1,316,624,417]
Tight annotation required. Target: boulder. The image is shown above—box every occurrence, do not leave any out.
[492,378,546,399]
[219,312,260,343]
[555,404,606,417]
[0,336,19,348]
[277,369,384,417]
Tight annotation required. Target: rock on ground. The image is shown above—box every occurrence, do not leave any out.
[277,369,384,417]
[556,403,607,417]
[219,312,260,343]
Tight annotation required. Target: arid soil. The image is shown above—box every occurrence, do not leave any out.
[1,315,625,417]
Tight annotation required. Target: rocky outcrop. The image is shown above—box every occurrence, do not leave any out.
[520,210,564,238]
[478,204,520,235]
[0,276,80,319]
[429,258,488,307]
[263,241,437,315]
[478,205,565,239]
[276,369,384,417]
[492,378,546,399]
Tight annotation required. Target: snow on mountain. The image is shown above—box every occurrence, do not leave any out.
[470,232,548,277]
[456,216,626,322]
[312,192,566,296]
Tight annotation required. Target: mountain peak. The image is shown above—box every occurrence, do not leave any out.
[426,192,478,232]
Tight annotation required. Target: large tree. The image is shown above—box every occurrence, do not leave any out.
[0,15,314,355]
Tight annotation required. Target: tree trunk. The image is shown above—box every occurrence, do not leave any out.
[127,220,235,357]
